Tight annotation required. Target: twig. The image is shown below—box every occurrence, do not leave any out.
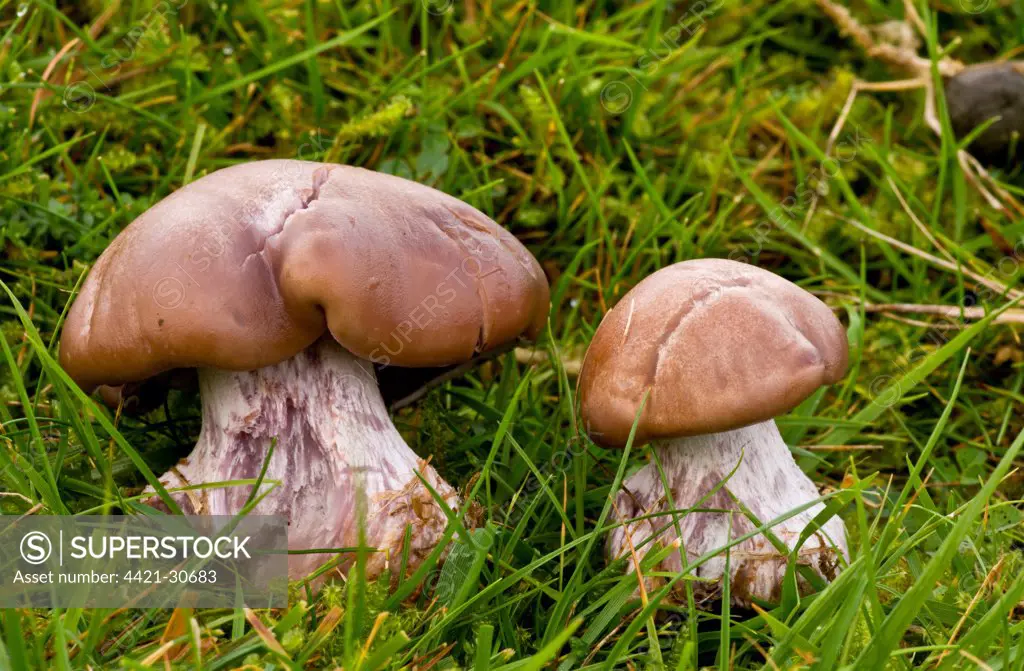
[834,214,1024,301]
[581,618,628,667]
[813,291,1024,326]
[883,314,965,329]
[29,1,121,127]
[243,609,287,657]
[139,641,179,667]
[514,347,583,376]
[860,302,1024,324]
[936,556,1005,666]
[958,650,996,671]
[886,175,957,264]
[610,494,652,608]
[813,0,963,77]
[811,0,1024,217]
[807,77,931,230]
[0,487,33,506]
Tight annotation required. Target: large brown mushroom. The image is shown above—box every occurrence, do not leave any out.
[60,160,550,580]
[578,259,848,606]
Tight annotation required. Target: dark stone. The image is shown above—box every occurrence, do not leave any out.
[946,62,1024,166]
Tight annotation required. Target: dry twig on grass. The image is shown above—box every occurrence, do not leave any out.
[813,0,1019,216]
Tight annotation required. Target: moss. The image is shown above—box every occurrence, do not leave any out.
[334,95,414,145]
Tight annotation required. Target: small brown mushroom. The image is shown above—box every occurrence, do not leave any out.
[578,259,848,607]
[60,160,550,581]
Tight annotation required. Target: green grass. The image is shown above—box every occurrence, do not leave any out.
[2,0,1024,668]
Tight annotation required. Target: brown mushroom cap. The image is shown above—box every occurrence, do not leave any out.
[61,160,550,390]
[578,259,848,448]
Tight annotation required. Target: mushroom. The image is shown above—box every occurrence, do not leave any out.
[60,160,550,581]
[578,259,848,606]
[945,62,1024,166]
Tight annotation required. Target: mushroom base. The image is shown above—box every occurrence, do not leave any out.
[608,420,847,607]
[150,338,460,583]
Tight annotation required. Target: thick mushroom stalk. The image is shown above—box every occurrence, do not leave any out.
[152,338,459,581]
[609,420,847,607]
[58,161,550,585]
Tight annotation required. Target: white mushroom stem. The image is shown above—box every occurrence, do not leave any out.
[151,338,460,582]
[608,419,847,607]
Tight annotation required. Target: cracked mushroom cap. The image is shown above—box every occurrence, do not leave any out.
[60,160,550,391]
[578,259,848,448]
